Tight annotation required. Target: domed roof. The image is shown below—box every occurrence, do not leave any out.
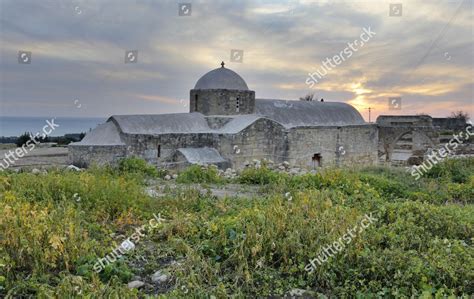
[194,62,249,90]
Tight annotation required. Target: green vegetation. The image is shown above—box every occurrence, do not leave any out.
[176,164,222,184]
[1,157,473,298]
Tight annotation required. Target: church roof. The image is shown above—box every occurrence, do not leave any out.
[194,63,249,90]
[255,99,365,128]
[108,113,211,134]
[219,114,264,133]
[73,121,125,145]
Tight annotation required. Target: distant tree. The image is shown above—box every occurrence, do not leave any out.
[450,110,470,122]
[15,132,49,147]
[299,93,315,101]
[16,132,31,147]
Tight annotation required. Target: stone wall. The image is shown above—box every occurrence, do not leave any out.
[190,89,255,115]
[433,117,467,131]
[215,118,288,169]
[121,133,219,166]
[286,125,379,168]
[68,145,126,167]
[70,121,379,170]
[377,115,433,127]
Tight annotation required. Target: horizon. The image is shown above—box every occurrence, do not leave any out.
[0,0,473,121]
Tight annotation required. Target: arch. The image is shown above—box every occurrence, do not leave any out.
[383,128,437,164]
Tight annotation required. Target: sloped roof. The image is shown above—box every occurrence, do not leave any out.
[177,147,227,164]
[74,121,125,145]
[109,113,211,134]
[219,114,265,133]
[194,66,249,90]
[255,99,365,128]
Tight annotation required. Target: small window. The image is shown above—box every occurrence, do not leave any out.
[194,95,198,112]
[236,97,240,112]
[312,153,322,168]
[157,145,161,158]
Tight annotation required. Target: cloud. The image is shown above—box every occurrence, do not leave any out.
[0,0,472,121]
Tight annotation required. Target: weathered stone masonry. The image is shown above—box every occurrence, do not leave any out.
[69,62,386,169]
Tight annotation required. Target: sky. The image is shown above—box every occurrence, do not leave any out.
[0,0,473,122]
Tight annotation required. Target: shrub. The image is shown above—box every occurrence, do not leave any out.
[425,158,474,183]
[239,166,287,185]
[177,164,222,184]
[117,157,159,177]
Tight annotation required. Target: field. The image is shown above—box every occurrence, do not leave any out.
[0,158,473,298]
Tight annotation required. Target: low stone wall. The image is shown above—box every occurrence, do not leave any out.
[68,145,126,167]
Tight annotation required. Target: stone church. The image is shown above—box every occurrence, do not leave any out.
[68,62,381,169]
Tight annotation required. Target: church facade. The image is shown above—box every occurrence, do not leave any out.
[69,63,379,169]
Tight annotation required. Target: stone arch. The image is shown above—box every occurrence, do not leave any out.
[383,128,438,164]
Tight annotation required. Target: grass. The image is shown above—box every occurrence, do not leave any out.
[0,157,473,298]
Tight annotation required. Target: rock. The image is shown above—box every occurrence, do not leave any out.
[145,188,159,197]
[288,288,307,296]
[127,280,145,289]
[172,174,178,179]
[31,168,41,174]
[289,168,299,175]
[268,160,274,165]
[151,270,169,283]
[278,165,286,171]
[164,175,171,180]
[66,165,82,171]
[244,160,251,167]
[282,161,290,168]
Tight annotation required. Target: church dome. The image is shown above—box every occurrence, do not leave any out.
[194,62,249,90]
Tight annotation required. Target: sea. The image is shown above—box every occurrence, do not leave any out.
[0,116,107,137]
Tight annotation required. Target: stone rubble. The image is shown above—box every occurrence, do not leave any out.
[158,159,318,181]
[151,270,169,284]
[127,280,145,289]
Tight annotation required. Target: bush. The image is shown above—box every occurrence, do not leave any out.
[425,158,474,183]
[117,157,159,177]
[177,165,222,184]
[239,166,287,185]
